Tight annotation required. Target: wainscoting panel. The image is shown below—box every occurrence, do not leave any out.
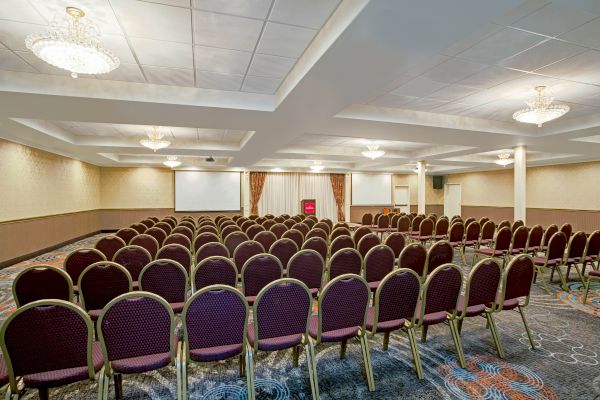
[527,208,600,233]
[100,209,242,230]
[460,206,514,222]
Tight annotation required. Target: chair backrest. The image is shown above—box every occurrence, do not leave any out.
[316,274,369,341]
[195,242,229,264]
[247,224,266,240]
[461,258,501,317]
[98,292,175,370]
[329,248,362,279]
[164,233,192,250]
[424,241,454,277]
[499,254,534,309]
[115,228,138,245]
[130,223,147,234]
[361,213,373,225]
[241,220,255,233]
[242,254,283,298]
[419,264,462,322]
[314,222,331,235]
[269,223,288,239]
[139,260,188,304]
[511,219,524,233]
[233,240,265,274]
[269,238,298,270]
[292,223,310,237]
[411,215,424,232]
[321,218,334,231]
[464,217,476,227]
[64,248,106,288]
[377,214,390,228]
[154,222,172,235]
[509,226,529,253]
[145,227,168,247]
[479,217,490,226]
[95,235,126,261]
[494,227,512,251]
[390,214,400,228]
[162,218,177,228]
[283,219,296,229]
[525,224,544,251]
[364,245,395,283]
[179,221,196,232]
[334,222,350,230]
[542,224,559,246]
[434,218,449,236]
[288,250,324,291]
[481,220,496,240]
[113,245,152,282]
[398,243,427,277]
[175,225,195,242]
[560,223,572,241]
[396,216,410,233]
[220,225,241,241]
[79,262,132,311]
[330,227,351,242]
[300,236,327,260]
[447,222,465,243]
[373,213,381,225]
[418,218,434,236]
[282,229,304,250]
[156,244,193,274]
[193,256,238,291]
[13,266,73,307]
[357,233,381,258]
[584,230,600,259]
[130,234,160,259]
[546,232,567,262]
[371,269,421,332]
[330,235,355,255]
[224,231,250,256]
[254,231,278,253]
[140,219,155,228]
[262,219,276,230]
[384,232,406,258]
[274,216,285,223]
[0,300,96,392]
[197,224,219,236]
[497,220,511,230]
[193,232,220,253]
[465,221,481,242]
[306,227,328,242]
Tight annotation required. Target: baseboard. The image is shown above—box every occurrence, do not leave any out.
[0,230,102,270]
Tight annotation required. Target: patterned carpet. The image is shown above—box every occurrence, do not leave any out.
[1,233,599,400]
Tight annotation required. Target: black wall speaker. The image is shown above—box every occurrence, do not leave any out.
[432,176,444,189]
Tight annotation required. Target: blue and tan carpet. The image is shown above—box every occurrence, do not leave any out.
[1,234,599,399]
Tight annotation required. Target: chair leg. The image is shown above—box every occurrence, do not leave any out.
[460,246,467,265]
[292,345,300,367]
[421,325,428,343]
[305,340,320,400]
[339,340,347,359]
[358,334,375,392]
[382,332,390,351]
[518,306,536,350]
[239,353,246,377]
[448,320,466,368]
[245,350,256,400]
[457,318,463,334]
[536,266,550,294]
[114,374,123,400]
[38,388,49,400]
[553,264,569,291]
[582,278,591,304]
[485,312,505,359]
[406,327,424,380]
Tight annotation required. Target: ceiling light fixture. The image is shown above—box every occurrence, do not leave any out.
[413,165,427,174]
[512,86,569,127]
[25,7,119,78]
[163,155,181,168]
[310,161,325,172]
[140,126,171,152]
[362,144,385,160]
[494,152,514,167]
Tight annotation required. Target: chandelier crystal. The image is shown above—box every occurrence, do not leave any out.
[310,161,325,172]
[362,144,385,160]
[25,7,119,78]
[512,86,569,127]
[494,152,513,167]
[140,127,171,152]
[163,156,181,168]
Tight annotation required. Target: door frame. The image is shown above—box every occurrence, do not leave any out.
[393,185,410,214]
[444,183,462,217]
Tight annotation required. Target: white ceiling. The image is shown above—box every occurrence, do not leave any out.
[1,0,600,174]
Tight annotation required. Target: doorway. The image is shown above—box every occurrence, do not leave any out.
[444,183,461,217]
[394,185,410,214]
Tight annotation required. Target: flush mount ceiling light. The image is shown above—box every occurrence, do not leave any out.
[163,155,181,168]
[140,126,171,152]
[25,7,119,78]
[494,152,514,167]
[310,161,325,172]
[512,86,569,127]
[362,144,385,160]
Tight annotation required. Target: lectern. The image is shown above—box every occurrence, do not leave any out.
[301,199,316,216]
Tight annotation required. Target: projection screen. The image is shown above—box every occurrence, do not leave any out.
[175,171,241,211]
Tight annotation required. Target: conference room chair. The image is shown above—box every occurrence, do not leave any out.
[262,219,276,231]
[306,215,319,223]
[195,242,229,265]
[409,215,424,236]
[303,218,316,229]
[314,222,331,236]
[12,265,73,307]
[97,292,177,400]
[478,216,489,226]
[390,214,400,229]
[283,228,304,250]
[233,240,265,275]
[472,226,512,266]
[193,232,220,253]
[309,274,375,392]
[564,231,587,282]
[560,223,573,242]
[321,218,334,232]
[398,243,427,282]
[397,215,411,234]
[330,227,351,242]
[463,217,476,228]
[147,216,160,224]
[254,231,277,254]
[497,220,511,230]
[113,245,152,289]
[197,220,217,231]
[193,256,238,292]
[328,248,362,280]
[366,268,423,379]
[162,217,177,229]
[376,214,390,231]
[302,236,329,262]
[274,216,285,223]
[288,250,324,297]
[242,254,283,305]
[373,213,382,226]
[283,219,296,229]
[157,244,193,275]
[416,263,466,368]
[115,227,138,245]
[232,215,242,222]
[460,221,481,264]
[533,232,568,292]
[64,248,106,296]
[78,261,132,322]
[292,215,304,223]
[178,221,196,234]
[479,220,496,247]
[246,224,266,240]
[221,224,242,241]
[219,220,237,232]
[333,222,350,230]
[144,226,168,247]
[269,238,298,272]
[270,223,288,239]
[248,214,259,220]
[306,227,328,242]
[427,214,438,223]
[364,245,395,292]
[180,216,195,224]
[95,235,127,262]
[384,232,405,259]
[292,222,310,237]
[240,220,255,233]
[424,241,454,279]
[247,279,318,400]
[582,230,600,272]
[446,223,465,251]
[357,233,381,258]
[178,285,252,400]
[224,231,250,257]
[525,224,544,254]
[330,235,355,256]
[540,224,559,252]
[236,217,248,227]
[163,233,192,251]
[1,299,103,400]
[582,268,600,304]
[130,234,160,259]
[511,219,524,233]
[256,216,267,225]
[507,226,529,257]
[456,258,504,358]
[410,218,434,244]
[433,217,449,241]
[130,223,147,234]
[361,213,373,226]
[139,260,188,313]
[154,221,173,235]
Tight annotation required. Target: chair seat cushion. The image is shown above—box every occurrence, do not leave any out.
[309,288,319,297]
[474,248,502,256]
[449,241,463,247]
[88,309,102,321]
[23,342,103,388]
[189,343,243,362]
[170,302,185,314]
[247,324,303,351]
[496,293,520,310]
[589,269,600,277]
[365,307,405,333]
[434,235,446,240]
[368,281,381,291]
[480,239,493,244]
[245,295,257,305]
[510,248,525,254]
[111,351,172,374]
[410,235,432,241]
[533,256,559,266]
[414,303,448,326]
[456,295,486,317]
[308,315,359,342]
[464,240,478,246]
[132,281,139,290]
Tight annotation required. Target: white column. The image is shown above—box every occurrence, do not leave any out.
[242,171,250,216]
[417,160,426,215]
[344,173,351,222]
[514,146,526,223]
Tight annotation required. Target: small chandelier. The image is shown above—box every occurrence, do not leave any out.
[140,127,171,152]
[362,144,385,160]
[163,156,181,168]
[495,152,513,167]
[512,86,569,127]
[310,161,325,172]
[25,7,119,78]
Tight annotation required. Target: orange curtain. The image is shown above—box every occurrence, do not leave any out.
[330,174,345,221]
[250,172,267,215]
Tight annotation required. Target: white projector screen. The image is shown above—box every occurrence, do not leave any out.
[175,171,241,212]
[351,174,393,205]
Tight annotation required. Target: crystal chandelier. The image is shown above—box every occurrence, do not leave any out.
[512,86,569,127]
[310,161,325,172]
[140,127,171,152]
[25,7,119,78]
[494,152,513,167]
[362,144,385,160]
[163,156,181,168]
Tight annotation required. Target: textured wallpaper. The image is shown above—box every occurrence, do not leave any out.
[100,167,173,209]
[0,139,101,222]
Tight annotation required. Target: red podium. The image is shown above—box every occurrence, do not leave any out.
[301,199,316,216]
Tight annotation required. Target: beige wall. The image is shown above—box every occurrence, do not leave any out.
[392,174,444,205]
[100,167,174,209]
[446,169,514,207]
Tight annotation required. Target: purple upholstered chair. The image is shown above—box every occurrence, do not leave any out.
[424,241,454,278]
[282,229,304,250]
[329,248,362,280]
[162,218,177,229]
[385,232,406,259]
[410,218,434,243]
[541,224,559,251]
[367,268,422,379]
[140,219,155,228]
[416,263,465,368]
[145,227,168,247]
[361,213,373,226]
[302,237,328,262]
[269,238,298,272]
[246,224,266,240]
[224,231,250,257]
[262,219,276,231]
[274,216,285,223]
[241,220,255,233]
[197,224,218,236]
[113,245,152,289]
[193,256,238,291]
[560,222,573,241]
[398,243,427,279]
[233,240,265,274]
[139,260,188,313]
[309,274,375,391]
[497,220,511,230]
[97,292,176,399]
[0,299,103,399]
[156,244,193,275]
[330,235,355,256]
[306,228,328,242]
[64,248,106,295]
[434,218,449,240]
[582,230,600,273]
[241,254,283,304]
[178,286,251,399]
[461,221,481,263]
[533,232,568,292]
[397,216,411,233]
[12,266,73,307]
[288,249,324,296]
[447,222,465,250]
[456,258,503,357]
[164,233,192,251]
[410,215,424,235]
[79,262,132,321]
[130,223,147,234]
[193,232,220,253]
[115,228,138,245]
[221,225,242,241]
[364,245,395,291]
[154,221,172,235]
[314,222,331,236]
[525,224,544,254]
[303,218,316,229]
[508,226,529,256]
[270,223,288,239]
[357,233,381,258]
[195,242,229,264]
[330,227,351,242]
[390,214,400,229]
[353,226,372,246]
[472,226,512,266]
[130,234,160,259]
[479,220,496,246]
[292,223,310,237]
[95,236,126,261]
